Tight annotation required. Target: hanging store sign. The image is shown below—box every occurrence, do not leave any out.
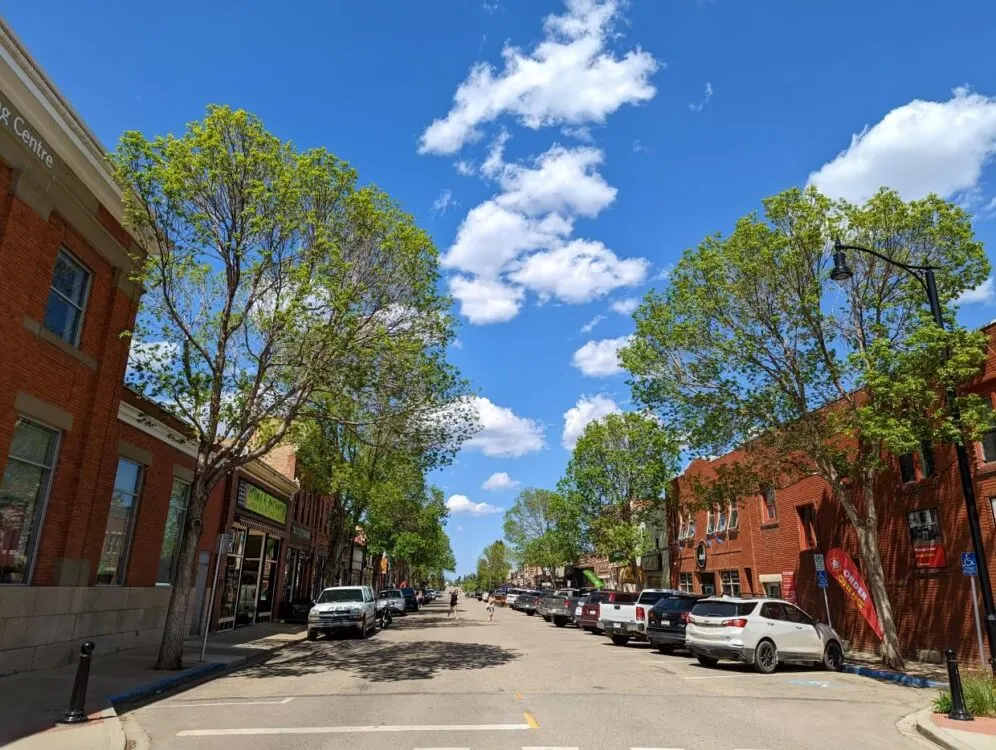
[237,480,287,525]
[292,523,311,542]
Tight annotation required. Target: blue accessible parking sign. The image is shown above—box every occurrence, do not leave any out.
[962,552,978,576]
[816,570,829,589]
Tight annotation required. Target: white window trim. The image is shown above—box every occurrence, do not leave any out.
[728,499,740,530]
[706,509,715,534]
[3,416,61,586]
[46,248,91,347]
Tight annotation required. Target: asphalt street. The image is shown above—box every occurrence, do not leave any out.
[126,597,938,750]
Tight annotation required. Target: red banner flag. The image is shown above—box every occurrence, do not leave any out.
[826,548,884,641]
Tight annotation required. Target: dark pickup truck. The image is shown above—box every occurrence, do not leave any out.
[541,587,594,627]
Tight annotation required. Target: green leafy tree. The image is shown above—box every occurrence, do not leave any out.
[558,413,680,587]
[503,488,584,577]
[621,187,990,669]
[115,106,455,670]
[477,540,510,591]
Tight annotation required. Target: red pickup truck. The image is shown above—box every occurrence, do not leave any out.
[578,590,637,633]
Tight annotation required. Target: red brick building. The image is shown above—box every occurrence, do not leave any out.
[671,324,996,664]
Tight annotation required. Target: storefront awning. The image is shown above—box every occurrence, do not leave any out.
[236,514,286,537]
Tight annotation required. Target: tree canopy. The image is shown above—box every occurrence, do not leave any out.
[502,488,585,575]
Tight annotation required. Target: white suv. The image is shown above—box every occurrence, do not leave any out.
[308,586,377,640]
[685,596,844,674]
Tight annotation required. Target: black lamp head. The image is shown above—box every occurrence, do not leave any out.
[830,241,854,282]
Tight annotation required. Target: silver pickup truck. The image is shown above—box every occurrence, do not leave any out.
[542,587,594,627]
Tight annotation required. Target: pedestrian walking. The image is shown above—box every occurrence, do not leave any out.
[487,601,496,623]
[449,590,458,617]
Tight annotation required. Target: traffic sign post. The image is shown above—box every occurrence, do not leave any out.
[815,568,832,629]
[963,552,986,669]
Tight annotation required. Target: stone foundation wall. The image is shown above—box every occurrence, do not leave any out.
[0,586,171,675]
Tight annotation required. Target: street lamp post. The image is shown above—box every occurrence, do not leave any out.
[832,239,996,673]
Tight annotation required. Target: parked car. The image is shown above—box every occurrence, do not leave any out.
[685,596,845,674]
[376,589,407,616]
[399,587,420,612]
[544,588,593,627]
[646,591,705,653]
[307,586,377,640]
[601,588,676,645]
[282,597,315,624]
[518,590,544,615]
[578,590,636,633]
[490,591,507,607]
[505,588,527,608]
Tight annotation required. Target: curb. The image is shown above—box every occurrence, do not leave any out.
[914,708,977,750]
[842,663,947,689]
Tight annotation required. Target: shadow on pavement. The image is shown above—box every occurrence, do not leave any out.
[240,639,519,682]
[391,614,488,630]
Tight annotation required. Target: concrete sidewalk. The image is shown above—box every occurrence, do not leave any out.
[0,623,305,750]
[915,708,996,750]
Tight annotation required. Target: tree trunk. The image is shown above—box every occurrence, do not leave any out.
[854,514,905,670]
[154,480,209,670]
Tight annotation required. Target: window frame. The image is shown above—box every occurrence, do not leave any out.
[1,416,61,585]
[977,395,996,464]
[762,581,782,598]
[678,572,694,593]
[706,508,716,534]
[716,503,728,533]
[719,569,741,596]
[44,248,92,347]
[156,477,191,585]
[920,441,936,478]
[796,503,818,550]
[761,486,777,522]
[897,451,917,483]
[98,457,145,586]
[727,498,739,530]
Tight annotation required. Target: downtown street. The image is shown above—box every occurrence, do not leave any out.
[123,596,933,750]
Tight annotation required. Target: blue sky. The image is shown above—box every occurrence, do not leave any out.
[10,0,996,576]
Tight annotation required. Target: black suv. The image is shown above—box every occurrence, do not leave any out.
[400,587,419,612]
[647,591,705,654]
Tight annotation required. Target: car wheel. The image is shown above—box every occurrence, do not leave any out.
[823,641,844,672]
[696,655,719,668]
[611,635,630,646]
[307,628,317,641]
[753,639,778,674]
[657,645,674,655]
[582,626,594,633]
[527,610,535,616]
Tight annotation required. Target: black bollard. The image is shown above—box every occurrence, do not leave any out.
[944,648,974,722]
[57,641,95,725]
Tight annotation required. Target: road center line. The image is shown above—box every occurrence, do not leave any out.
[523,710,540,729]
[150,697,294,708]
[177,723,533,737]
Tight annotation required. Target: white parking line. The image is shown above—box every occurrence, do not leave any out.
[177,723,533,737]
[521,747,579,749]
[413,747,470,749]
[150,697,294,709]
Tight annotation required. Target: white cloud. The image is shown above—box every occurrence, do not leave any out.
[482,471,520,491]
[495,145,617,217]
[418,0,659,155]
[632,139,650,153]
[455,159,476,176]
[127,340,179,379]
[610,297,640,315]
[447,494,503,516]
[449,275,524,324]
[562,125,594,142]
[432,188,455,214]
[571,335,630,376]
[580,314,605,333]
[508,239,648,303]
[464,396,546,457]
[957,276,995,305]
[562,393,620,449]
[688,81,713,112]
[451,338,464,349]
[808,87,996,204]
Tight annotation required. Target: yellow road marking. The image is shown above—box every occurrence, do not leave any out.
[524,710,539,729]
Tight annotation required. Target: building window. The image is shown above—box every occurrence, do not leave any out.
[796,504,818,550]
[157,478,191,584]
[706,508,716,534]
[920,441,935,478]
[720,569,741,596]
[44,249,90,345]
[763,581,782,598]
[0,418,60,584]
[980,402,996,463]
[679,572,693,593]
[991,497,996,525]
[907,507,947,569]
[762,486,777,521]
[97,458,143,585]
[716,503,728,533]
[728,499,739,530]
[898,452,917,483]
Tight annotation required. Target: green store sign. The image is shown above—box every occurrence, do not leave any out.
[237,481,287,525]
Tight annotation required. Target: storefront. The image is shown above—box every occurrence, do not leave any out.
[216,472,293,630]
[281,522,314,614]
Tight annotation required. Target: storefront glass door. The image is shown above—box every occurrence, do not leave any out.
[235,530,264,626]
[256,536,280,622]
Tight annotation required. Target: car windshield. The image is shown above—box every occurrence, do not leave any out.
[401,588,415,596]
[379,590,402,598]
[653,596,699,612]
[691,600,758,617]
[317,588,364,603]
[637,590,669,605]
